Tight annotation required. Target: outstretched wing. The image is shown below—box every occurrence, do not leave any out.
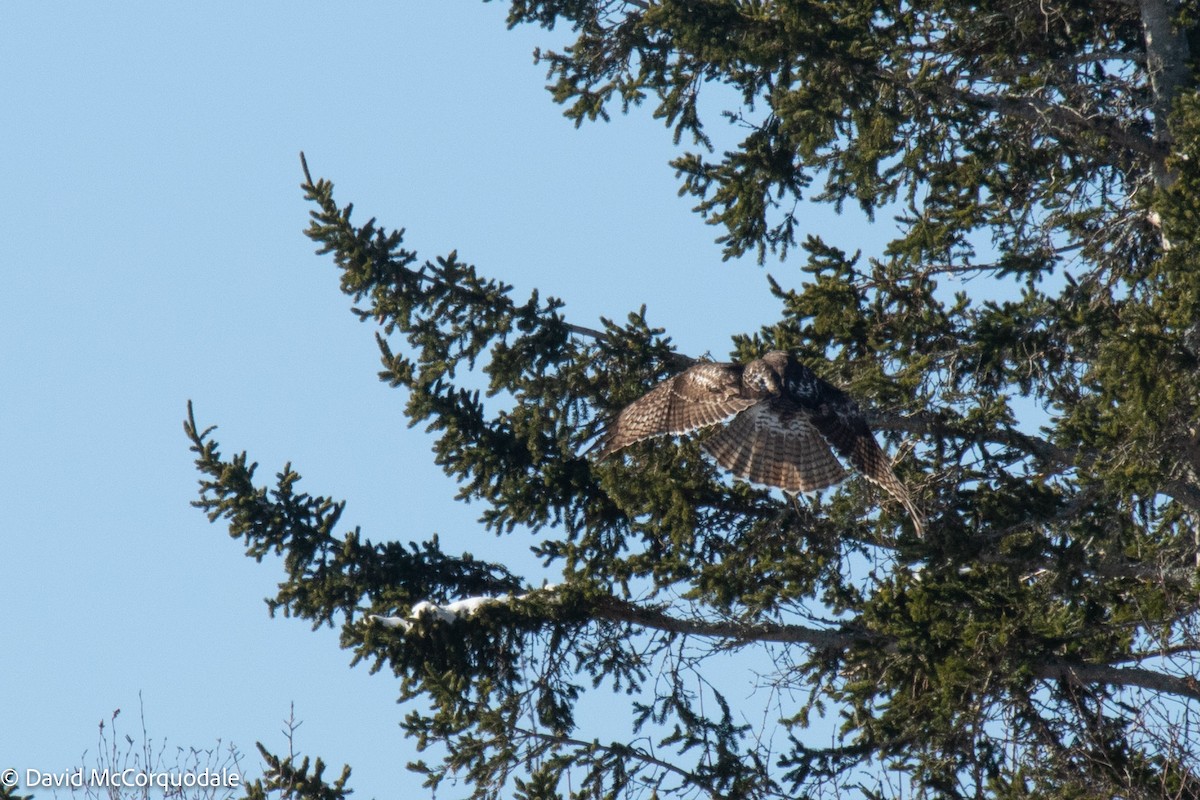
[590,350,925,536]
[589,362,755,459]
[776,353,924,535]
[701,400,847,494]
[806,398,925,536]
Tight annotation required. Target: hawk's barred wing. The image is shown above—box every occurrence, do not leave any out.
[589,362,755,459]
[701,400,847,494]
[778,357,924,535]
[806,402,925,536]
[588,351,924,536]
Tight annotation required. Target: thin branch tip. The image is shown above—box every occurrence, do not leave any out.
[299,151,313,187]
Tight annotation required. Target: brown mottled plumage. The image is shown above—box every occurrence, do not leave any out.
[590,351,924,536]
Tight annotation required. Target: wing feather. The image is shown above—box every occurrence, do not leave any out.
[701,401,847,494]
[806,401,925,536]
[590,351,924,536]
[589,362,754,459]
[776,352,924,535]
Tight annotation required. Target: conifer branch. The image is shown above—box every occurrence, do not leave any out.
[593,594,1200,703]
[950,87,1163,160]
[590,594,869,651]
[510,726,705,794]
[875,409,1200,512]
[1037,660,1200,702]
[870,410,1072,466]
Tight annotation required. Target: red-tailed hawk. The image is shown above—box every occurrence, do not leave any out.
[590,351,924,536]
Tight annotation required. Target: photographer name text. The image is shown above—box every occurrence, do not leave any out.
[5,767,241,790]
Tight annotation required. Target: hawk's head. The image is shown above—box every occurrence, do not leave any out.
[742,355,784,398]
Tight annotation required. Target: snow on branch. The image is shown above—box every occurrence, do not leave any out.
[370,585,560,632]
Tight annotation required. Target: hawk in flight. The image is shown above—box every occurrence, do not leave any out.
[590,351,924,536]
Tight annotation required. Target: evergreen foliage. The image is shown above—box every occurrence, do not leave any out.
[240,744,353,800]
[187,2,1200,797]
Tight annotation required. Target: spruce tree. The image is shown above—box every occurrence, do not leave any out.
[187,2,1200,797]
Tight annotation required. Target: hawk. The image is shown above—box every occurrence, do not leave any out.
[589,351,924,536]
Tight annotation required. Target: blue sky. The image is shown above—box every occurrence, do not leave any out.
[1,3,898,797]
